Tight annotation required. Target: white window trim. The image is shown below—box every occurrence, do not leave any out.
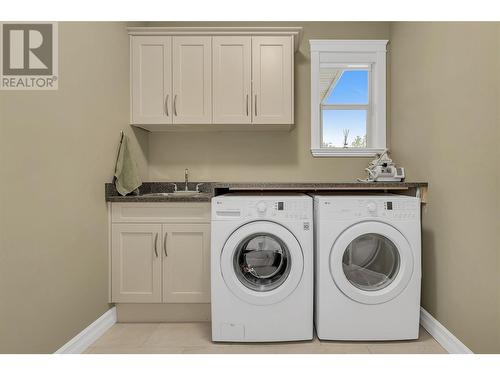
[310,39,388,157]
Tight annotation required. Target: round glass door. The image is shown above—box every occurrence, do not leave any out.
[342,233,400,291]
[220,221,304,306]
[330,221,414,305]
[233,233,291,292]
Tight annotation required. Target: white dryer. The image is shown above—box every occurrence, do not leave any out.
[312,194,421,341]
[211,193,313,342]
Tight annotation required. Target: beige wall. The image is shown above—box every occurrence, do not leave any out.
[390,22,500,353]
[0,22,148,353]
[145,22,390,182]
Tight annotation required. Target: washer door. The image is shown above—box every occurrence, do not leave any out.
[221,221,304,306]
[330,221,414,305]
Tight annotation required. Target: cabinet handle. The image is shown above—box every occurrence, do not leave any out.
[165,94,169,116]
[154,233,158,258]
[174,94,178,116]
[163,233,168,257]
[246,94,249,116]
[254,94,257,116]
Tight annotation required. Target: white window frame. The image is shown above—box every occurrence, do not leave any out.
[310,40,388,157]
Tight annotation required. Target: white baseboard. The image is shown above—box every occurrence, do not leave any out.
[55,307,117,354]
[53,305,471,354]
[420,307,473,354]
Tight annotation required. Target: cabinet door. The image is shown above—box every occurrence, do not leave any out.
[162,224,211,303]
[252,36,293,124]
[212,36,251,124]
[131,36,172,124]
[172,36,212,124]
[111,224,162,303]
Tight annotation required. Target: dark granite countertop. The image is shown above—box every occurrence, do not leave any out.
[214,181,427,191]
[105,181,428,202]
[105,182,215,202]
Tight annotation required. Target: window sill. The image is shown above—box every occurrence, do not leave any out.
[311,148,385,158]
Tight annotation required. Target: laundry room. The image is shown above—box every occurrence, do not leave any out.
[0,1,499,373]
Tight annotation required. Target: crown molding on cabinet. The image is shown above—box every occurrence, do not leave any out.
[127,27,303,52]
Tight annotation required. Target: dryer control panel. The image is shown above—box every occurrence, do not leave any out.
[317,197,420,222]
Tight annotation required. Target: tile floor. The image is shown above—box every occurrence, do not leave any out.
[85,323,447,354]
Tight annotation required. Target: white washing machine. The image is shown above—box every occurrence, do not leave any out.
[312,194,421,341]
[211,193,313,342]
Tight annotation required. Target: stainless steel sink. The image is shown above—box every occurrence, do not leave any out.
[140,192,172,197]
[140,191,209,198]
[169,190,203,197]
[139,172,208,198]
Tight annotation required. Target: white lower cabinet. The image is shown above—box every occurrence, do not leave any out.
[162,224,211,303]
[110,203,211,304]
[111,224,162,303]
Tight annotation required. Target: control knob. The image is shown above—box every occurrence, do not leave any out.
[256,202,267,214]
[367,202,377,213]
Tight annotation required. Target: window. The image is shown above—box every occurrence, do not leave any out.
[321,69,370,148]
[310,40,388,157]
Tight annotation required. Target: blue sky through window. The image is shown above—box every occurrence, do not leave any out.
[324,70,369,104]
[322,70,369,147]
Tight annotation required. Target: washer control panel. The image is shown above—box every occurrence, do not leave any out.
[318,197,420,221]
[213,197,311,221]
[251,199,310,220]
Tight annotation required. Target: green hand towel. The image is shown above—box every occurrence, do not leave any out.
[114,134,142,196]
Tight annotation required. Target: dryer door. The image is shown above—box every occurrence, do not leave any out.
[330,221,414,305]
[221,220,304,305]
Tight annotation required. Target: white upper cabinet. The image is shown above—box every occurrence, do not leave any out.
[172,36,212,124]
[129,28,301,130]
[131,36,172,124]
[252,36,293,124]
[212,36,251,124]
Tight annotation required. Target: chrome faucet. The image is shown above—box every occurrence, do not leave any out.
[183,169,203,193]
[184,168,189,191]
